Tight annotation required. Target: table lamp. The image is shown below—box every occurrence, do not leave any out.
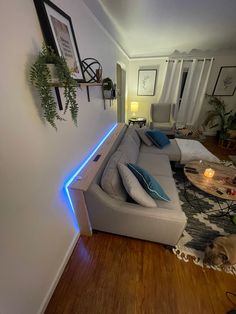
[130,101,139,117]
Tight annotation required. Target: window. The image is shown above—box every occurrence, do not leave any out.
[178,69,189,109]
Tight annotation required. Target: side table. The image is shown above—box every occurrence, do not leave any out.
[128,117,146,128]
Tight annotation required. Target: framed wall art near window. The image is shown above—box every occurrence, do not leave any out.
[213,66,236,96]
[33,0,85,82]
[137,69,157,96]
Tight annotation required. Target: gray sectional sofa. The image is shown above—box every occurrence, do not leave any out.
[84,125,187,246]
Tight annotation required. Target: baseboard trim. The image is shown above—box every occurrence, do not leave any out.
[38,232,80,314]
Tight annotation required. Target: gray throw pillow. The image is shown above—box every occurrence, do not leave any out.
[136,127,153,146]
[117,163,157,208]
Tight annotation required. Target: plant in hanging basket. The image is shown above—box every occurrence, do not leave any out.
[30,44,78,129]
[102,77,114,99]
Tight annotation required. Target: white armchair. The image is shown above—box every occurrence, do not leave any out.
[150,103,176,134]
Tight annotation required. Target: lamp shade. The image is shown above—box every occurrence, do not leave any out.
[130,101,139,113]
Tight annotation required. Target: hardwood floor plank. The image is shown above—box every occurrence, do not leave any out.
[203,136,235,161]
[45,232,236,314]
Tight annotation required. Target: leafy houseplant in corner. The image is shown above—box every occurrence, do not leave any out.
[227,112,236,139]
[203,95,233,139]
[30,44,78,129]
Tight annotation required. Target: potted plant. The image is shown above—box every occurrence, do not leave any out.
[227,112,236,139]
[203,96,233,138]
[102,77,114,99]
[30,44,78,129]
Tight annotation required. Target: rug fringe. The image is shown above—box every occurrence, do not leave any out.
[172,248,190,263]
[172,247,236,275]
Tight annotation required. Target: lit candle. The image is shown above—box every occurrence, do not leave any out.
[204,168,215,178]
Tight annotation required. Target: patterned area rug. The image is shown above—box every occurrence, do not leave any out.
[172,163,236,275]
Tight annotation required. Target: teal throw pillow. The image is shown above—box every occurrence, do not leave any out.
[146,130,170,148]
[127,163,170,201]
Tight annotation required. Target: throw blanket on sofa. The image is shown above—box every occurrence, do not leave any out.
[176,138,220,164]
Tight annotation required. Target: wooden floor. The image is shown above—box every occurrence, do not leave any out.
[46,136,236,314]
[203,136,235,161]
[46,232,236,314]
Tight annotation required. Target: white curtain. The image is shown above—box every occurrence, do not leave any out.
[159,59,183,116]
[176,58,214,126]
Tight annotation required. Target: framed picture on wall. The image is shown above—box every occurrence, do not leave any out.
[137,69,157,96]
[33,0,85,82]
[213,66,236,96]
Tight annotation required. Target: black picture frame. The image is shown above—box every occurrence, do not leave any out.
[137,69,157,96]
[213,66,236,96]
[33,0,85,109]
[33,0,85,82]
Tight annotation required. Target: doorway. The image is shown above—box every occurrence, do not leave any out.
[116,63,126,122]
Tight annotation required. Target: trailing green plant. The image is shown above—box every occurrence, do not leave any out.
[203,96,235,138]
[30,44,78,129]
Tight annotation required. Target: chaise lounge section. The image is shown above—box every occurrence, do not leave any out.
[84,125,187,246]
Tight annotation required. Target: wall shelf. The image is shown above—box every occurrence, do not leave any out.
[50,81,114,105]
[50,82,102,102]
[49,82,102,87]
[80,82,102,102]
[80,82,102,87]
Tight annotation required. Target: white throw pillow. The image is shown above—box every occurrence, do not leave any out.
[117,163,157,208]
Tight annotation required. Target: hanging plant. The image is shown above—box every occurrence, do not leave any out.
[30,44,78,129]
[102,77,114,99]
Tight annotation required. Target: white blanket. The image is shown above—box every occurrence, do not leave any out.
[176,138,220,164]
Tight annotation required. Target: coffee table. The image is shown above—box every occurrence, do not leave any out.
[184,160,236,216]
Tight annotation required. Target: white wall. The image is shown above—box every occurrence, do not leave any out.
[0,0,128,313]
[127,55,236,126]
[127,58,166,123]
[199,55,236,124]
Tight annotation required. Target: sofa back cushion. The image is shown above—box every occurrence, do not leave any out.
[118,135,139,164]
[101,151,128,201]
[125,126,141,147]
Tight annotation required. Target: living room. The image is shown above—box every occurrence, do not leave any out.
[1,0,236,313]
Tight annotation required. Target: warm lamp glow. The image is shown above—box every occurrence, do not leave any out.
[204,168,215,178]
[130,101,139,116]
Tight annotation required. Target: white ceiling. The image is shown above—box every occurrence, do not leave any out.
[84,0,236,58]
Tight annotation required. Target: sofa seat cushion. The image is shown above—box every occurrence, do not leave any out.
[137,153,173,177]
[101,151,128,201]
[140,139,181,161]
[153,175,182,211]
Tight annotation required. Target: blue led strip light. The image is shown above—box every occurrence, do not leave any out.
[65,123,117,214]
